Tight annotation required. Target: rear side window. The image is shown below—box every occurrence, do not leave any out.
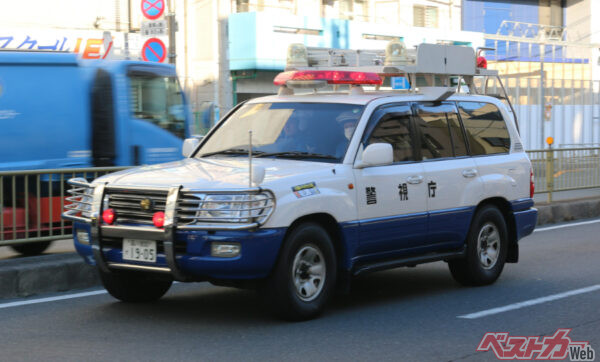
[457,102,510,155]
[414,102,467,159]
[366,114,415,162]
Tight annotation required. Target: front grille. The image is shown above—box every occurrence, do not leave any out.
[106,190,168,225]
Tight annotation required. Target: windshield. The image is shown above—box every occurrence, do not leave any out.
[129,75,186,139]
[196,102,364,162]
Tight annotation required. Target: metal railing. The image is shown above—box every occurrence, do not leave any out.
[0,166,127,247]
[526,147,600,202]
[2,149,600,247]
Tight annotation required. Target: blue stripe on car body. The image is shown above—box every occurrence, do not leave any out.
[73,199,537,280]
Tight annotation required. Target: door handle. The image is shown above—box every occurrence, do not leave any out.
[406,175,424,184]
[462,168,478,178]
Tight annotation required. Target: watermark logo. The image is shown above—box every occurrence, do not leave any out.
[477,329,595,360]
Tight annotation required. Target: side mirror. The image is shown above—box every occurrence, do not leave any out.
[182,138,201,157]
[356,143,393,168]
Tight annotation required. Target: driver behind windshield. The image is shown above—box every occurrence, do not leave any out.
[197,103,364,162]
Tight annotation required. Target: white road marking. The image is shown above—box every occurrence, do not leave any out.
[0,290,107,310]
[458,284,600,319]
[534,218,600,232]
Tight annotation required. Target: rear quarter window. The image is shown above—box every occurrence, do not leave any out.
[457,102,510,155]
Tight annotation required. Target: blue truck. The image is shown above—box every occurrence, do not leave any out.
[0,50,192,254]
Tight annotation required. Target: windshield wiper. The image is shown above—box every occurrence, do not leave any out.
[254,151,338,160]
[200,148,265,157]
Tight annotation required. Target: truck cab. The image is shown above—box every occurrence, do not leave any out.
[0,50,191,253]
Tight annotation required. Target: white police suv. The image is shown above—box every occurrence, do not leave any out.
[64,42,537,320]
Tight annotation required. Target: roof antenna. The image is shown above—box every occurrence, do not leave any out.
[248,130,253,188]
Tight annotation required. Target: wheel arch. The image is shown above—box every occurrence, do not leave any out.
[282,213,349,285]
[474,197,518,263]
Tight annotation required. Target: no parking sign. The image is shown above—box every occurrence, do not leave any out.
[141,0,165,20]
[141,38,167,63]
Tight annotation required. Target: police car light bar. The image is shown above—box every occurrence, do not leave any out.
[273,70,382,87]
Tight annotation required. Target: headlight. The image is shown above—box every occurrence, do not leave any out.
[198,194,271,222]
[178,192,275,224]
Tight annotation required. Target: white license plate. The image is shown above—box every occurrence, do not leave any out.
[122,239,157,263]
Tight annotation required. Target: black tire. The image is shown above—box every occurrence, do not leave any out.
[99,269,173,303]
[11,241,52,256]
[262,222,337,321]
[449,205,508,286]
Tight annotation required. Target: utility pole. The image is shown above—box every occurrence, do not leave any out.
[166,0,177,65]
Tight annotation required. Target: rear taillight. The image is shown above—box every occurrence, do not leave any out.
[530,169,535,198]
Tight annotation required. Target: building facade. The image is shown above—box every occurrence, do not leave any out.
[2,0,599,141]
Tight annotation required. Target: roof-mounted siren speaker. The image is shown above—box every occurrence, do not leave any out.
[286,43,308,70]
[384,40,411,66]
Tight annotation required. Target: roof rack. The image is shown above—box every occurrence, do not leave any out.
[278,41,519,132]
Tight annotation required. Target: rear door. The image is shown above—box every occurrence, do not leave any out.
[353,104,428,258]
[413,102,483,250]
[457,101,525,201]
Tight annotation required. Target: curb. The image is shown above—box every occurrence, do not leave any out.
[0,253,99,300]
[0,196,599,301]
[536,197,600,226]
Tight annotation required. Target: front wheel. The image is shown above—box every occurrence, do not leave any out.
[11,241,52,256]
[262,223,337,321]
[449,205,508,286]
[99,269,173,303]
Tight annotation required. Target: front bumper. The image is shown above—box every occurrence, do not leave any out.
[66,182,283,281]
[74,222,286,280]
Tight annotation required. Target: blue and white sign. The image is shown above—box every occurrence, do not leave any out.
[391,76,410,90]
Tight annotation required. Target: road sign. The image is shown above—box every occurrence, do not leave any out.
[141,0,165,20]
[141,20,168,37]
[141,38,167,63]
[391,76,410,90]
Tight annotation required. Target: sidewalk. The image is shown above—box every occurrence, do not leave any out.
[1,195,599,301]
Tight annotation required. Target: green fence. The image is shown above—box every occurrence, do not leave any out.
[526,147,600,202]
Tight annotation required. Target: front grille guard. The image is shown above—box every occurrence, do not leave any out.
[61,179,276,280]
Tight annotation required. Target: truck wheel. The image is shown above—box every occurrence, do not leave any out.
[99,269,173,303]
[448,205,508,286]
[263,223,337,321]
[10,241,52,256]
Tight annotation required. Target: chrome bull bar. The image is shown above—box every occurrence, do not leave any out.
[87,183,188,281]
[63,180,275,281]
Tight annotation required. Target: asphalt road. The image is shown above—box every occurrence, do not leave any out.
[0,219,599,361]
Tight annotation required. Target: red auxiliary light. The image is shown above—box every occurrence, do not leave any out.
[530,169,535,198]
[102,208,115,225]
[477,56,487,69]
[273,70,382,86]
[153,211,166,228]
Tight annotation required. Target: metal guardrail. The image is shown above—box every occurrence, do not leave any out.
[1,149,600,248]
[0,166,127,247]
[526,147,600,202]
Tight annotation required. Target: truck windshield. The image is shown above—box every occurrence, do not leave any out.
[196,102,364,162]
[129,75,186,139]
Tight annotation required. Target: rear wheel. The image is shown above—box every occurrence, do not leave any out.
[262,223,337,321]
[99,269,173,303]
[11,241,52,256]
[449,205,508,286]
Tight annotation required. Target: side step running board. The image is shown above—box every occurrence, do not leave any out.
[352,248,466,276]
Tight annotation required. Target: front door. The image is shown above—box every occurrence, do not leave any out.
[354,104,428,259]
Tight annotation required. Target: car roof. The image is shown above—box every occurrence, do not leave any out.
[248,91,508,107]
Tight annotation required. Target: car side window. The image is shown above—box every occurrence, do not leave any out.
[413,102,467,159]
[457,101,510,155]
[365,112,415,163]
